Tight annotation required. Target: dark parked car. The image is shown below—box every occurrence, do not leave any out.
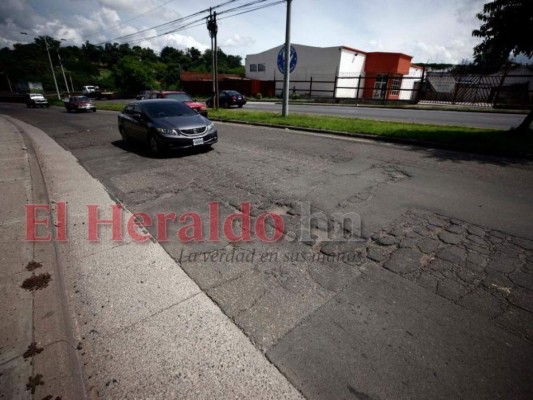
[206,90,247,108]
[117,99,217,155]
[136,90,151,100]
[64,96,96,112]
[26,93,49,108]
[147,91,208,117]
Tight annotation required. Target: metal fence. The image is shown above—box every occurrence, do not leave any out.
[419,72,533,107]
[269,70,533,108]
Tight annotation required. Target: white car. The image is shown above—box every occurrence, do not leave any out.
[26,93,49,108]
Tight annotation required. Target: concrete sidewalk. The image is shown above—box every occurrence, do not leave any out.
[0,114,303,399]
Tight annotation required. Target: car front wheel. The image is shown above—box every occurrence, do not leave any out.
[148,135,162,156]
[119,126,129,144]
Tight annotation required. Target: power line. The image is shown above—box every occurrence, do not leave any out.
[218,0,285,20]
[89,0,178,41]
[99,0,240,45]
[109,0,286,44]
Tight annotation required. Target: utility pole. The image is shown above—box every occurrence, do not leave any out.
[207,10,219,110]
[282,0,292,117]
[214,11,219,110]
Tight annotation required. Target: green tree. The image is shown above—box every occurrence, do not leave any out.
[473,0,533,132]
[112,55,158,94]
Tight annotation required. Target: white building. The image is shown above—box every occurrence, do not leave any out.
[245,43,423,100]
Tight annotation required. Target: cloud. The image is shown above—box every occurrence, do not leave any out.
[221,33,255,49]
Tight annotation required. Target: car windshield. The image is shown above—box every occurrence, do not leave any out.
[142,101,197,119]
[225,91,241,96]
[165,93,193,102]
[73,96,90,102]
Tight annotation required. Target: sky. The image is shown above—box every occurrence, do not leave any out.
[0,0,489,64]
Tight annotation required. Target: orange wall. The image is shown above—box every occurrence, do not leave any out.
[364,53,412,75]
[363,52,413,99]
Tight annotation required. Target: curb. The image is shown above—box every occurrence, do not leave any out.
[1,116,87,400]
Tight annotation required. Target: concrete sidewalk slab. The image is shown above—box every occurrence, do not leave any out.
[268,265,533,399]
[3,115,303,398]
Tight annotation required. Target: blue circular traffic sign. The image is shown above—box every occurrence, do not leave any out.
[277,45,297,74]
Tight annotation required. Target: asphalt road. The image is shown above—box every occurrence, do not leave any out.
[243,102,526,129]
[3,103,533,399]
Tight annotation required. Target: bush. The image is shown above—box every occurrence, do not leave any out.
[255,92,262,99]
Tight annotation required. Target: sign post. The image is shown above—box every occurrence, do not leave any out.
[282,0,292,117]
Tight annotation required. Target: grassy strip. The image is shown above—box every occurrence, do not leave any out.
[93,102,125,111]
[209,109,533,158]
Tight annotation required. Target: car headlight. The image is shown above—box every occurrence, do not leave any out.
[207,123,215,132]
[156,128,178,136]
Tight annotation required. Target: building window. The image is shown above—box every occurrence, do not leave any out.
[258,63,266,72]
[250,64,257,72]
[373,74,387,99]
[390,75,402,96]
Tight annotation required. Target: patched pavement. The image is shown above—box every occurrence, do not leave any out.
[367,209,533,341]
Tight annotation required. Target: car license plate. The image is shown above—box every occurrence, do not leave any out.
[193,138,204,146]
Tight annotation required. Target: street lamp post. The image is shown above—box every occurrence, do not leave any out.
[58,39,70,93]
[68,71,74,92]
[1,72,13,93]
[21,32,61,99]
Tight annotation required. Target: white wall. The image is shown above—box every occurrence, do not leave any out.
[246,44,342,96]
[399,67,423,100]
[336,49,366,98]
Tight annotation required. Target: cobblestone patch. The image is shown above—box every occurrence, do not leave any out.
[367,209,533,341]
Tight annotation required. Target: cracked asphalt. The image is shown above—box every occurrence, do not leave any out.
[2,104,533,399]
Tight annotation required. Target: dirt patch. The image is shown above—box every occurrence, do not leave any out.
[23,342,44,359]
[26,261,43,271]
[21,273,52,291]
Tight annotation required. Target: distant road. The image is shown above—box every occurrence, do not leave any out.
[243,102,525,130]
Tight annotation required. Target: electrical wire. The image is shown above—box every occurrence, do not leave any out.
[99,0,240,45]
[111,0,284,46]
